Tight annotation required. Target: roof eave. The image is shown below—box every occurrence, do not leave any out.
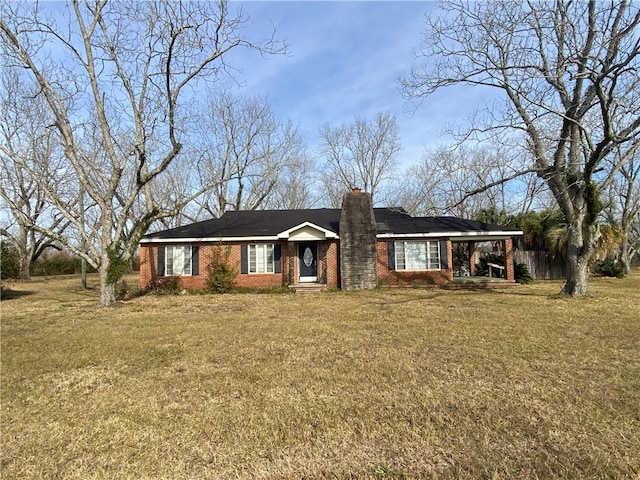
[140,230,523,244]
[140,235,281,244]
[376,230,523,240]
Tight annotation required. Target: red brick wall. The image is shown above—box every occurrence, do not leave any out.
[284,242,296,285]
[139,242,287,291]
[325,240,340,288]
[142,238,455,290]
[376,239,453,286]
[279,240,339,287]
[504,238,515,281]
[141,236,519,289]
[139,244,153,289]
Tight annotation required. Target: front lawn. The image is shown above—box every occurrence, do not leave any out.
[2,273,639,479]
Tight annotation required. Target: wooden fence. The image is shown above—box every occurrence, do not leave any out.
[514,250,566,280]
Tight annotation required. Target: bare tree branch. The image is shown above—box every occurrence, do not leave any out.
[318,111,401,206]
[402,0,640,295]
[0,0,287,305]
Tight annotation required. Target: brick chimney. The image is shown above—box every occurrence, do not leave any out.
[339,189,377,290]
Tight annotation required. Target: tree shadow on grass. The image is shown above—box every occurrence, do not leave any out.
[370,286,538,308]
[372,290,449,307]
[0,288,36,301]
[454,285,564,299]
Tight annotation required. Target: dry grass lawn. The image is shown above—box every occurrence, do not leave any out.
[1,273,639,479]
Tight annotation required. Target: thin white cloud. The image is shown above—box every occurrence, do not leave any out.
[225,1,498,168]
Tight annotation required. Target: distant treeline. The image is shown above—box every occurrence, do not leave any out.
[1,243,139,279]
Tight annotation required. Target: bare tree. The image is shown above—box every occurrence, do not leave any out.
[136,154,201,230]
[0,70,72,280]
[318,111,401,206]
[261,152,320,210]
[0,0,285,305]
[399,144,544,218]
[192,91,307,217]
[402,0,640,296]
[604,148,640,272]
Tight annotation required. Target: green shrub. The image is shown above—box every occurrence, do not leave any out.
[146,276,181,294]
[514,262,534,284]
[1,242,20,280]
[594,260,625,278]
[205,243,237,293]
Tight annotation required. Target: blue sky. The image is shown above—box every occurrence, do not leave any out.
[223,1,483,168]
[33,1,488,168]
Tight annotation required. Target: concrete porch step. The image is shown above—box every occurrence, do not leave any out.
[289,283,326,293]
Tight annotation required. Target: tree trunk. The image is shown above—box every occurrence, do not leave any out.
[98,262,117,306]
[561,253,590,296]
[81,257,87,290]
[560,218,592,296]
[618,234,631,275]
[18,252,31,281]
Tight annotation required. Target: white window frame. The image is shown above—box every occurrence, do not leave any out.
[249,244,275,274]
[394,240,440,271]
[166,245,192,276]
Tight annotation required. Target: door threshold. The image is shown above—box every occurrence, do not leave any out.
[299,276,318,283]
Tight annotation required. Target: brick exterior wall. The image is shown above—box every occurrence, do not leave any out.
[504,237,515,281]
[282,240,338,287]
[324,240,340,288]
[376,239,453,286]
[140,235,514,290]
[140,242,286,291]
[140,239,342,291]
[139,244,153,289]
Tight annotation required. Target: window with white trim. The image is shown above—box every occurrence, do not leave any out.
[249,244,275,273]
[394,240,440,270]
[166,245,192,276]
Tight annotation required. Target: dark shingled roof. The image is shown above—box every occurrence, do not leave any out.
[142,208,521,241]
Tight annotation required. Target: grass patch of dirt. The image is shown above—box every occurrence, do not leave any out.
[2,273,639,479]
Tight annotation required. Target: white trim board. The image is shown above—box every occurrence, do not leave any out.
[141,230,523,244]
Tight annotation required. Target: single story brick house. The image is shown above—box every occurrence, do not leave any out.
[139,190,523,291]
